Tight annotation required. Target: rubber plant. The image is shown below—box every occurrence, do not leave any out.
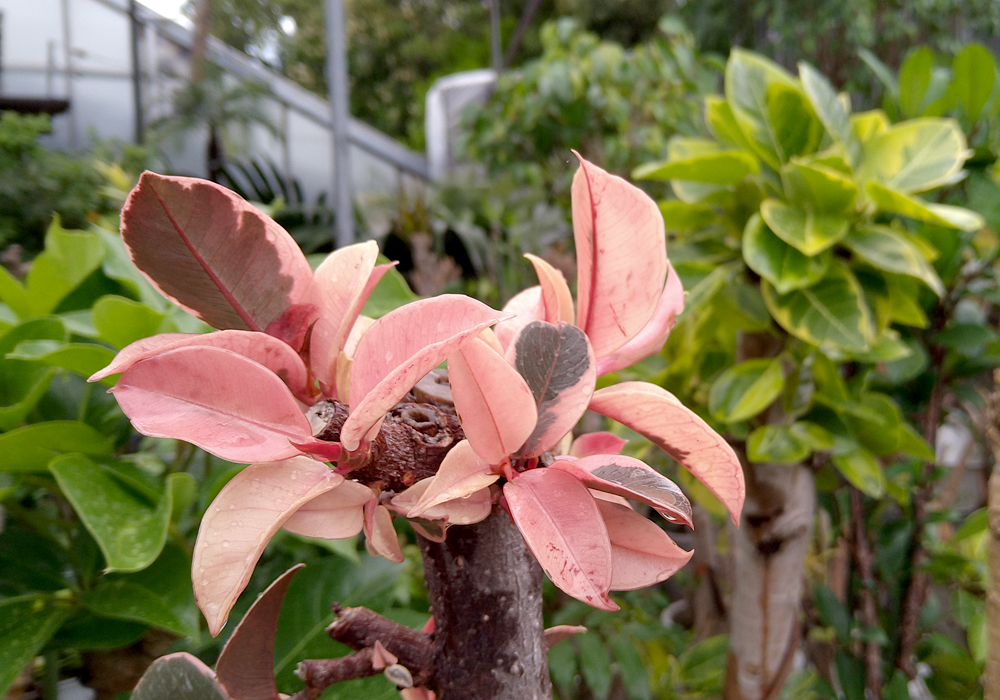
[635,48,984,699]
[93,155,745,700]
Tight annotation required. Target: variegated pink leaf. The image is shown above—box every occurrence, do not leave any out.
[282,480,373,539]
[493,286,545,350]
[342,296,504,451]
[364,502,403,563]
[524,253,574,324]
[505,321,596,457]
[571,154,667,357]
[596,499,692,590]
[193,457,342,636]
[448,338,537,464]
[216,564,303,700]
[569,432,628,458]
[407,440,498,517]
[503,468,616,610]
[111,345,312,463]
[91,329,312,402]
[264,302,318,351]
[302,242,382,388]
[548,454,693,527]
[595,262,684,375]
[122,172,312,331]
[589,381,745,524]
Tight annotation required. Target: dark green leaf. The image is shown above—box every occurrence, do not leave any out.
[813,582,850,642]
[548,635,578,695]
[952,44,995,125]
[0,420,113,472]
[744,214,831,294]
[47,612,148,651]
[6,340,117,381]
[609,633,650,700]
[725,49,801,169]
[898,48,934,118]
[0,596,71,695]
[709,358,785,422]
[576,633,612,700]
[760,199,849,256]
[843,392,903,456]
[80,580,189,636]
[747,424,810,464]
[678,634,728,694]
[934,322,999,351]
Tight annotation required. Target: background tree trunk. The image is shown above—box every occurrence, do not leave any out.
[419,512,551,700]
[985,372,1000,700]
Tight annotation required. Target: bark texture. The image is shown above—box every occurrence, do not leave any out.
[419,513,551,700]
[724,462,814,700]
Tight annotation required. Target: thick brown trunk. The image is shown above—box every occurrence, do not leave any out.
[419,512,551,700]
[724,462,814,700]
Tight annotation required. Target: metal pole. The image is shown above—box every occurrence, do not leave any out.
[129,0,144,144]
[324,0,353,248]
[61,0,77,148]
[489,0,502,74]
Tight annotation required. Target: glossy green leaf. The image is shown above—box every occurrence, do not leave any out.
[832,448,886,498]
[709,358,785,422]
[798,62,859,165]
[361,257,419,319]
[767,83,824,162]
[898,48,934,118]
[952,44,995,124]
[781,159,859,213]
[743,214,831,294]
[635,150,758,185]
[886,275,930,328]
[116,540,200,640]
[813,583,851,642]
[0,318,67,430]
[577,632,613,700]
[725,49,802,169]
[763,262,875,353]
[760,199,850,256]
[790,421,835,450]
[92,295,172,350]
[747,424,809,464]
[658,201,718,231]
[704,95,754,150]
[14,218,105,318]
[49,454,171,573]
[714,283,771,331]
[843,392,903,457]
[858,119,970,194]
[548,636,578,695]
[48,613,148,651]
[609,633,651,700]
[0,596,71,695]
[844,226,945,296]
[7,340,117,382]
[95,227,168,311]
[80,580,189,636]
[866,182,984,231]
[678,634,728,694]
[0,420,114,472]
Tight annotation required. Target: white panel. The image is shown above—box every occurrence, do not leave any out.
[72,0,132,74]
[286,108,333,208]
[70,75,134,142]
[0,0,65,69]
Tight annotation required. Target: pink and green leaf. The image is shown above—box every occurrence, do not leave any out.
[548,454,693,527]
[494,286,545,350]
[448,338,537,464]
[111,345,313,463]
[506,321,596,457]
[589,381,745,524]
[341,296,504,451]
[281,480,373,539]
[571,154,668,358]
[407,439,498,518]
[596,500,693,590]
[121,172,312,332]
[503,468,616,611]
[192,457,342,636]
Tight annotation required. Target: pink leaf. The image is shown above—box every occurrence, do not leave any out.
[92,329,312,402]
[193,457,342,636]
[544,625,587,648]
[503,468,617,610]
[407,440,498,517]
[216,564,304,700]
[371,640,398,670]
[448,338,537,464]
[569,432,628,458]
[265,302,318,351]
[494,286,544,350]
[302,242,381,388]
[596,500,693,590]
[524,253,574,324]
[342,296,504,451]
[505,321,596,457]
[548,454,693,527]
[111,345,312,463]
[282,480,373,539]
[122,173,312,331]
[364,502,403,563]
[400,689,436,700]
[595,262,685,375]
[589,381,745,524]
[571,154,668,358]
[392,476,492,526]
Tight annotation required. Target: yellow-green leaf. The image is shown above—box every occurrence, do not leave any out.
[866,182,984,231]
[858,119,970,194]
[709,358,785,422]
[760,199,850,255]
[844,225,945,296]
[743,213,831,293]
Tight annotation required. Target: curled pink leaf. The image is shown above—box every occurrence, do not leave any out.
[548,454,693,527]
[589,381,745,524]
[407,440,498,518]
[506,321,596,457]
[122,172,312,331]
[596,499,693,590]
[503,468,617,611]
[448,338,537,464]
[544,625,587,648]
[569,432,628,458]
[342,296,504,451]
[282,480,373,539]
[571,154,668,358]
[595,262,685,375]
[111,345,313,463]
[524,253,574,324]
[393,476,492,526]
[364,502,403,563]
[193,457,342,636]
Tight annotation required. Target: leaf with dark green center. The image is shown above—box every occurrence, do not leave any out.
[709,358,785,423]
[767,83,824,162]
[760,199,850,256]
[49,454,171,573]
[635,149,758,185]
[7,340,117,382]
[844,226,945,296]
[762,261,875,353]
[798,62,860,165]
[508,320,596,457]
[781,159,859,213]
[0,596,71,695]
[841,392,903,457]
[747,424,810,464]
[858,119,970,194]
[725,49,801,169]
[743,214,831,294]
[80,581,189,636]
